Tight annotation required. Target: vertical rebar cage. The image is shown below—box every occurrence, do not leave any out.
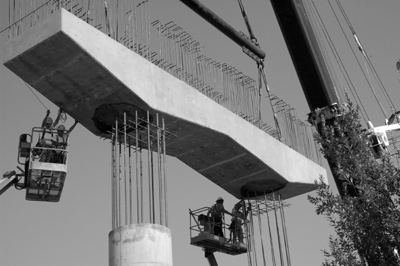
[244,193,292,266]
[110,111,173,229]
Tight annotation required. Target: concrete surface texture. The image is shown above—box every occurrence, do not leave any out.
[3,9,327,200]
[109,223,173,266]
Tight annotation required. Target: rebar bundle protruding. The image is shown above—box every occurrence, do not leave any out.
[270,94,323,165]
[244,193,292,266]
[110,111,174,229]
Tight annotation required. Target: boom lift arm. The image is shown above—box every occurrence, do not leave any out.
[0,171,23,196]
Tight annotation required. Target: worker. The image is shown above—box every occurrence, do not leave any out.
[41,109,62,130]
[198,214,210,234]
[207,197,233,238]
[228,200,250,244]
[52,120,78,164]
[37,109,63,162]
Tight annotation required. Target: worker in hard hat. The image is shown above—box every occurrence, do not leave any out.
[52,120,78,164]
[207,197,233,238]
[35,109,63,162]
[228,200,251,244]
[41,109,63,129]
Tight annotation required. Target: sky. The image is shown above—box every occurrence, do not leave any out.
[1,0,400,266]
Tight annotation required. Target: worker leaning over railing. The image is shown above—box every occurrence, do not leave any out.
[228,200,251,244]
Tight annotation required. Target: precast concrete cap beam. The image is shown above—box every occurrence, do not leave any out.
[3,9,327,200]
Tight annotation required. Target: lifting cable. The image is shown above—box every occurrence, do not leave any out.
[24,81,67,122]
[307,1,369,123]
[324,0,387,118]
[311,0,389,119]
[333,0,397,118]
[335,0,396,116]
[24,81,48,110]
[237,0,282,140]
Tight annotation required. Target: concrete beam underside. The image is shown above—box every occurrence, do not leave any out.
[3,9,327,200]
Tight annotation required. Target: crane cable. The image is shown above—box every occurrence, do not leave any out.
[307,1,369,123]
[320,0,387,118]
[24,81,67,123]
[237,0,256,42]
[333,0,400,160]
[24,81,48,110]
[237,0,283,141]
[335,0,397,117]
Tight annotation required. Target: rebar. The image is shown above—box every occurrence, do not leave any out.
[109,111,174,227]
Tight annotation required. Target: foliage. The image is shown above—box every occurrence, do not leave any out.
[308,99,400,266]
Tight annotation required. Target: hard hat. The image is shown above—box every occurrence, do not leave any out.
[216,197,224,202]
[57,125,66,131]
[45,117,53,124]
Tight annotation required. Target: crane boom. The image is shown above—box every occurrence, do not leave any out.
[269,0,338,110]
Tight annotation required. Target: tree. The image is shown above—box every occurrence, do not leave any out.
[308,99,400,266]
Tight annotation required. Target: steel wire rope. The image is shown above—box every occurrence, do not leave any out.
[335,0,397,115]
[328,1,393,117]
[261,67,282,141]
[323,0,387,118]
[308,0,369,123]
[237,0,280,133]
[23,81,48,110]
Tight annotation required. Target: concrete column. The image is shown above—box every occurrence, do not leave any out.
[109,223,173,266]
